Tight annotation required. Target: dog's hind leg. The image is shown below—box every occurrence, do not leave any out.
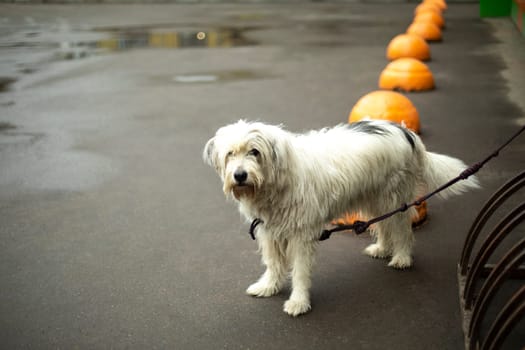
[283,237,315,317]
[246,234,287,297]
[385,211,415,269]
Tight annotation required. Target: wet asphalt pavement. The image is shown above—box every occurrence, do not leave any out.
[1,3,524,349]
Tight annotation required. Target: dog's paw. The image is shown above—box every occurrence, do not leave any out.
[363,243,389,259]
[246,281,280,297]
[388,254,413,269]
[283,298,311,317]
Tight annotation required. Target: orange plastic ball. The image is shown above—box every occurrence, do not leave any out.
[407,21,442,41]
[414,11,445,29]
[332,201,428,228]
[424,0,447,11]
[386,33,431,61]
[379,58,435,92]
[331,212,361,226]
[412,201,428,227]
[349,90,420,133]
[415,2,442,15]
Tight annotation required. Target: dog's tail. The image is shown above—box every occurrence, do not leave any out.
[422,152,480,199]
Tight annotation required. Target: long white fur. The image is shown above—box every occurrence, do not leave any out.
[203,120,479,317]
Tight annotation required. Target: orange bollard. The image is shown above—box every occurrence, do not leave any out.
[337,92,428,228]
[338,90,430,228]
[414,11,445,29]
[423,0,447,11]
[415,2,442,15]
[407,21,442,42]
[386,33,431,61]
[379,58,435,92]
[348,90,420,133]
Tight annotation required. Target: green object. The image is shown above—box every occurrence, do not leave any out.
[480,0,512,17]
[511,0,525,36]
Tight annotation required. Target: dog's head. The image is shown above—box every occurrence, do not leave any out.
[203,120,289,201]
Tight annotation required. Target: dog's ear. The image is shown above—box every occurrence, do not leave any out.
[270,140,278,163]
[248,124,289,172]
[269,137,290,172]
[203,136,218,168]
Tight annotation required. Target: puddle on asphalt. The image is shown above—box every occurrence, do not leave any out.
[93,26,258,51]
[0,128,44,152]
[0,77,17,92]
[0,101,15,107]
[0,122,16,131]
[172,69,272,84]
[39,25,257,61]
[0,25,260,64]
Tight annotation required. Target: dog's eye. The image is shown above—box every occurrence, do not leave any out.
[248,148,260,157]
[226,151,234,157]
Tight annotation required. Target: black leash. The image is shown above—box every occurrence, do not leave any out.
[250,125,525,241]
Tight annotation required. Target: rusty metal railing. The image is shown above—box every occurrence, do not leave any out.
[458,170,525,350]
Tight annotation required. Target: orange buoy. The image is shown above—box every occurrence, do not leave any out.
[415,2,442,15]
[407,21,442,42]
[341,91,428,229]
[339,93,426,227]
[414,11,445,29]
[379,58,435,92]
[386,33,431,61]
[412,201,428,227]
[331,212,361,226]
[349,90,420,133]
[424,0,447,11]
[332,202,428,229]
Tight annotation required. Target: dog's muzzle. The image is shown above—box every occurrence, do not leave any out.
[231,169,255,200]
[233,169,248,185]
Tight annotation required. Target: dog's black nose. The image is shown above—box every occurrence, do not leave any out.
[234,170,248,183]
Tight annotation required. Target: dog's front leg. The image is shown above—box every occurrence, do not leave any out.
[283,237,316,317]
[246,233,287,297]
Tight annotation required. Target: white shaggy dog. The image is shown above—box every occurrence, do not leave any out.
[203,120,479,316]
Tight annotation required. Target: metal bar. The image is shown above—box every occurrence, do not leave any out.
[478,264,525,279]
[481,286,525,350]
[463,205,525,310]
[468,239,525,347]
[459,171,525,276]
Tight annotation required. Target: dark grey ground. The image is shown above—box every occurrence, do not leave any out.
[0,3,524,349]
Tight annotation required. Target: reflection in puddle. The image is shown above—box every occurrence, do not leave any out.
[95,27,257,51]
[173,70,271,84]
[173,75,218,83]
